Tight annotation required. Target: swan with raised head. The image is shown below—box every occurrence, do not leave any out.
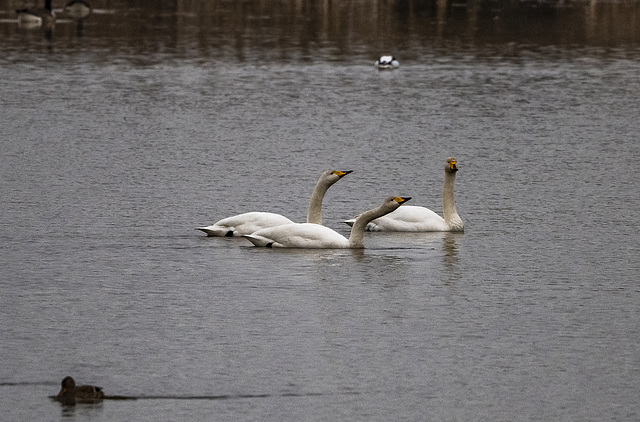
[197,170,352,237]
[345,157,463,232]
[243,196,411,248]
[375,56,399,69]
[16,0,55,25]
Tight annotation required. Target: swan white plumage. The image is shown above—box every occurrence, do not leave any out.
[243,196,411,249]
[375,56,399,69]
[197,170,352,237]
[345,157,463,232]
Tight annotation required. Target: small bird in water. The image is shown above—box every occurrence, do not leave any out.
[375,56,400,69]
[15,0,55,27]
[63,0,92,20]
[56,376,105,404]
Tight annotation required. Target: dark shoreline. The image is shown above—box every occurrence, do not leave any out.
[1,0,639,52]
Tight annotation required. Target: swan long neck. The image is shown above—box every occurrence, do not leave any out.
[306,178,331,225]
[349,205,392,248]
[442,171,463,231]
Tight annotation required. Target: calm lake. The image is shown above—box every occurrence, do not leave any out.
[1,0,639,420]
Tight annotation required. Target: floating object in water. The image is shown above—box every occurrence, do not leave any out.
[375,56,399,69]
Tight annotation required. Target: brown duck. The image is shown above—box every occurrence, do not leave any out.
[57,376,105,403]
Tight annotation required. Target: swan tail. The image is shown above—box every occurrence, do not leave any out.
[196,226,234,237]
[242,234,274,247]
[343,219,377,231]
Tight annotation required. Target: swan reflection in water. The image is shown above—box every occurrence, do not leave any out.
[442,232,460,265]
[442,232,462,285]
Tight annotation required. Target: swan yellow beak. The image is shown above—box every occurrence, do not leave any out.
[394,197,411,204]
[333,170,353,178]
[449,160,458,171]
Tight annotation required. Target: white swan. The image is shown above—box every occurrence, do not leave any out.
[197,170,352,237]
[345,157,463,232]
[243,196,411,249]
[375,56,399,69]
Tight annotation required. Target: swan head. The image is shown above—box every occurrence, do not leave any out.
[386,196,411,210]
[354,196,411,217]
[446,157,458,173]
[322,169,353,186]
[333,170,353,178]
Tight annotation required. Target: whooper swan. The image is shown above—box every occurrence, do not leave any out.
[197,170,352,237]
[243,196,411,249]
[345,157,463,232]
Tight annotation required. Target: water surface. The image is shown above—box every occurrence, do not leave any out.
[1,1,639,421]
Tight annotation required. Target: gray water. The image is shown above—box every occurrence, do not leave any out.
[1,1,640,421]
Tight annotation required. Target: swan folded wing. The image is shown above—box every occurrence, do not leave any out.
[342,217,379,232]
[196,225,232,236]
[343,218,356,227]
[244,223,349,248]
[198,212,294,237]
[368,206,447,231]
